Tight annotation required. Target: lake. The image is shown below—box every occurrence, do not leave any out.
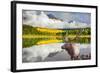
[22,43,91,62]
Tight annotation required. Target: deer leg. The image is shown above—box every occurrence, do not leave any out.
[71,56,74,60]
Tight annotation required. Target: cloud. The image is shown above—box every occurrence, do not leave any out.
[23,11,90,29]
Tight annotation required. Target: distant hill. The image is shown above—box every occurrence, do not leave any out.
[47,14,62,21]
[47,14,57,19]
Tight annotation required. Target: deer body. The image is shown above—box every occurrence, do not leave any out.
[61,43,80,60]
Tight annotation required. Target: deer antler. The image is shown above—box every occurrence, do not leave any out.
[64,29,84,43]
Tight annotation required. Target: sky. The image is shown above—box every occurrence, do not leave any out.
[23,10,91,29]
[23,10,91,24]
[44,11,91,24]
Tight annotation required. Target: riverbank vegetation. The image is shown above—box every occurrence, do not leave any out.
[22,25,91,48]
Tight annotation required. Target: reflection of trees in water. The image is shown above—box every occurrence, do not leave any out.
[23,37,90,48]
[67,37,91,43]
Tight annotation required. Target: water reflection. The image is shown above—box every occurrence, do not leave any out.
[23,37,90,48]
[22,43,91,62]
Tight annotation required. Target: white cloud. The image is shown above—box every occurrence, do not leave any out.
[23,11,90,29]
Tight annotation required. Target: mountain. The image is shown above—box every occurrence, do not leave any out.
[68,20,75,23]
[47,14,63,21]
[47,14,58,19]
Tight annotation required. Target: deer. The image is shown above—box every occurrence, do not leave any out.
[61,30,83,60]
[61,43,80,60]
